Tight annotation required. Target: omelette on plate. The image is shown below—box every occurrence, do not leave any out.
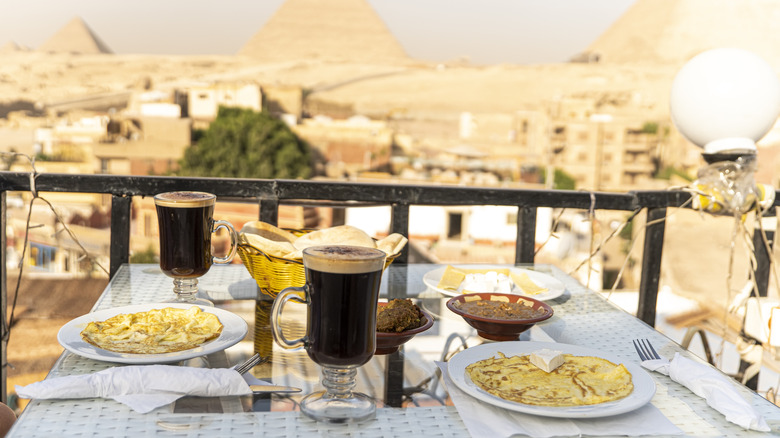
[466,351,633,407]
[81,306,223,354]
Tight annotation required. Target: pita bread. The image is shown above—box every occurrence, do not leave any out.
[293,225,377,251]
[239,221,298,258]
[240,221,296,243]
[376,233,407,256]
[240,222,407,260]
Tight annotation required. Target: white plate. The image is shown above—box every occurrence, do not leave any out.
[423,265,565,300]
[58,303,248,364]
[448,341,656,418]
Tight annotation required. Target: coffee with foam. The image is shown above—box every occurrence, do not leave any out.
[302,245,386,367]
[303,245,386,274]
[153,191,215,208]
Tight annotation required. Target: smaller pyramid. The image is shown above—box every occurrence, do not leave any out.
[0,41,22,53]
[37,17,113,54]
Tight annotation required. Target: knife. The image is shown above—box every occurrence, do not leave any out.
[250,384,302,394]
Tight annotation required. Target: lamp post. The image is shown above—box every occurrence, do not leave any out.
[669,47,780,390]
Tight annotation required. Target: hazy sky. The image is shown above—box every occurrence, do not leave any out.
[0,0,637,64]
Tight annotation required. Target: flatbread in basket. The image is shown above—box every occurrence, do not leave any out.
[239,221,407,260]
[238,222,407,297]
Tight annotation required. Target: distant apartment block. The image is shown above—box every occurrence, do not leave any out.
[263,85,303,121]
[95,116,192,175]
[545,98,671,191]
[293,116,394,177]
[188,82,262,126]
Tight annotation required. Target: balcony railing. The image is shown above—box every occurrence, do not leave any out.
[0,171,774,398]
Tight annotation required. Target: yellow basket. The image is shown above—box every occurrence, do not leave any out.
[237,230,398,299]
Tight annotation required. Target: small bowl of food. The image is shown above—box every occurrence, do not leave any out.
[446,293,553,341]
[375,299,434,354]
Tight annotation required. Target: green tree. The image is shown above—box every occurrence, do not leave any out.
[179,107,312,179]
[540,168,577,190]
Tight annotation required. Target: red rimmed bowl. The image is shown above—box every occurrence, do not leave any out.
[375,301,434,355]
[446,293,553,341]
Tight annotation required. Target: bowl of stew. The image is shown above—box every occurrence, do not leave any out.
[375,299,434,354]
[446,293,553,341]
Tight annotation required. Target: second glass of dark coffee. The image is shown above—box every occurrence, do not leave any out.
[154,191,238,306]
[271,245,386,423]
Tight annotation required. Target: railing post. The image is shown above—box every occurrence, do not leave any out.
[384,203,410,407]
[752,224,773,298]
[258,198,279,226]
[0,191,6,404]
[515,206,536,264]
[739,222,774,389]
[390,203,409,264]
[109,195,132,280]
[637,207,667,327]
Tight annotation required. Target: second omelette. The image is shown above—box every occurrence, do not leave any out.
[81,306,223,354]
[466,352,633,407]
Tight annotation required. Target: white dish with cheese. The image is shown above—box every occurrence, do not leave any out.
[423,265,566,300]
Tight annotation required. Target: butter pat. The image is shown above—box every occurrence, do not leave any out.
[530,349,565,373]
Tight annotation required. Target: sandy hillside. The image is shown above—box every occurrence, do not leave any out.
[0,51,679,121]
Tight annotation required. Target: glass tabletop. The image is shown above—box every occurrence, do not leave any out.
[12,262,779,437]
[175,264,497,413]
[85,263,562,414]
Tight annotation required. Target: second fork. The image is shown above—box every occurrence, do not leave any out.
[633,339,662,361]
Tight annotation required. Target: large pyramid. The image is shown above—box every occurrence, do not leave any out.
[37,17,113,54]
[238,0,408,64]
[583,0,780,69]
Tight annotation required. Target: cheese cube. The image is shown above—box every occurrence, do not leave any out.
[462,271,514,293]
[530,349,565,373]
[463,273,492,293]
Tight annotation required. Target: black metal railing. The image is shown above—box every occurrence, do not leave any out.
[0,172,773,398]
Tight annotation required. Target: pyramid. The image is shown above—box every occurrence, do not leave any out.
[238,0,408,64]
[37,17,113,54]
[0,41,22,53]
[582,0,780,68]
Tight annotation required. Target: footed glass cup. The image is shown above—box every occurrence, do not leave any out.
[154,191,237,306]
[271,245,386,423]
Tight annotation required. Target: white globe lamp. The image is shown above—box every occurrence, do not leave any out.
[670,48,780,160]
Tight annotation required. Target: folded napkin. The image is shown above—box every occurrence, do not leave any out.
[440,325,683,437]
[16,365,256,414]
[641,352,770,432]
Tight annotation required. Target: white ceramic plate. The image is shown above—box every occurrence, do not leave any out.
[58,303,248,364]
[423,265,565,300]
[448,341,655,418]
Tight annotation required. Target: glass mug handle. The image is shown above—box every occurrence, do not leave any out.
[212,219,238,264]
[271,286,308,349]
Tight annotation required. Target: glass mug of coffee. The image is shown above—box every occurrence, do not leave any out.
[154,191,238,306]
[271,245,386,423]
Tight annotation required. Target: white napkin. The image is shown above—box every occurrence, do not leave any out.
[642,352,770,432]
[15,365,255,414]
[440,325,683,437]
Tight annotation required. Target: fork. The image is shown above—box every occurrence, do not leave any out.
[632,338,662,361]
[232,353,268,374]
